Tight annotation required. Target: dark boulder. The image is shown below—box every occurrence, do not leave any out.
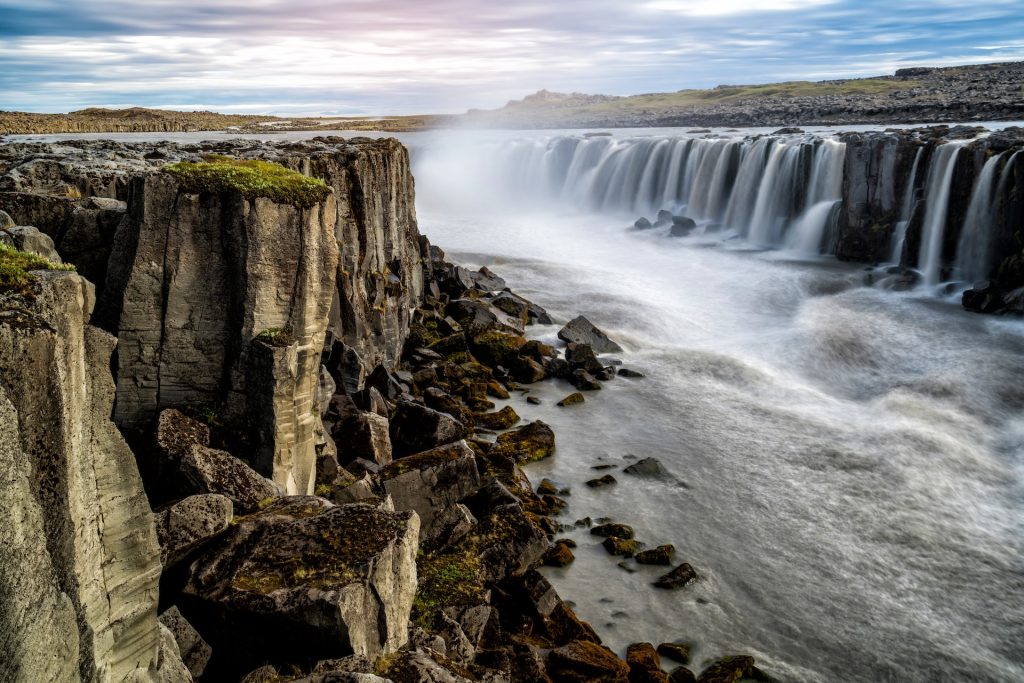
[627,642,669,683]
[389,399,466,458]
[696,655,755,683]
[571,369,602,391]
[623,457,670,479]
[591,523,633,539]
[558,392,586,407]
[586,474,617,488]
[546,641,630,682]
[558,315,624,353]
[179,444,280,513]
[565,342,605,373]
[602,537,644,557]
[635,217,654,230]
[155,494,234,568]
[543,542,576,567]
[669,217,697,237]
[654,563,698,590]
[635,545,675,565]
[657,642,692,665]
[473,405,521,430]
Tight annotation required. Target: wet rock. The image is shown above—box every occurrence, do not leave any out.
[591,523,634,539]
[179,444,280,512]
[669,217,697,237]
[509,355,548,383]
[486,379,511,399]
[526,396,542,405]
[182,497,419,667]
[470,328,528,367]
[657,642,692,665]
[635,545,675,565]
[159,606,212,679]
[474,405,521,430]
[618,368,646,378]
[557,315,624,354]
[586,474,617,488]
[155,494,233,568]
[654,563,698,590]
[627,642,670,683]
[571,369,602,391]
[565,342,605,373]
[390,399,467,457]
[635,217,654,230]
[623,457,670,479]
[696,655,755,683]
[521,339,558,361]
[669,667,698,683]
[602,537,644,558]
[489,420,556,463]
[594,367,616,381]
[558,392,586,407]
[962,281,1014,314]
[546,640,630,682]
[543,542,576,567]
[379,440,482,542]
[537,478,559,495]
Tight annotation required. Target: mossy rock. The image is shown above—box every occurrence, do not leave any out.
[255,327,294,347]
[547,640,630,682]
[636,545,675,566]
[489,420,555,463]
[557,392,585,407]
[602,537,644,558]
[0,243,75,297]
[164,155,330,208]
[543,542,575,567]
[412,551,485,629]
[470,329,527,367]
[657,642,692,665]
[474,405,521,430]
[590,523,633,539]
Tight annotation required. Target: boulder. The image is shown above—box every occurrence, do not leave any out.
[181,497,419,669]
[333,410,393,466]
[155,623,196,682]
[696,655,755,683]
[153,408,212,494]
[602,537,644,558]
[390,399,467,457]
[179,444,280,512]
[627,642,670,683]
[423,503,477,553]
[0,209,14,229]
[669,217,697,237]
[546,641,630,682]
[472,504,550,582]
[565,342,604,373]
[623,457,670,478]
[654,563,698,590]
[634,217,653,230]
[543,542,576,567]
[488,420,556,463]
[635,545,675,566]
[669,667,698,683]
[1,225,62,262]
[657,643,692,665]
[155,494,234,567]
[376,648,475,682]
[159,606,212,679]
[618,368,646,378]
[474,405,521,430]
[470,328,527,368]
[379,440,482,542]
[571,369,602,391]
[586,474,617,488]
[558,315,623,353]
[591,523,633,539]
[558,392,586,407]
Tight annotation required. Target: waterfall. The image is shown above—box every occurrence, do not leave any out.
[917,143,964,286]
[889,147,924,264]
[784,138,846,254]
[954,152,1006,284]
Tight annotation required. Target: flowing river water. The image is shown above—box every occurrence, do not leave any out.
[10,125,1024,681]
[411,128,1024,682]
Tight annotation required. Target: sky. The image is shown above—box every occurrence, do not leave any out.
[1,0,1023,116]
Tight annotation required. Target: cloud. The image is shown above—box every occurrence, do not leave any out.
[0,0,1021,115]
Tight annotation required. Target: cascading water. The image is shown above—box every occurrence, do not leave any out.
[916,142,965,286]
[954,152,1005,284]
[889,147,924,264]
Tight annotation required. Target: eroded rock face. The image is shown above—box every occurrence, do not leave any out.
[0,272,180,681]
[181,497,419,671]
[105,173,340,496]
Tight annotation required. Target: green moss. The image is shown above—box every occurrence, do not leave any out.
[164,155,331,208]
[255,326,294,347]
[0,243,75,296]
[412,552,485,629]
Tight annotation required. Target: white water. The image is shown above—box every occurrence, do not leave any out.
[917,143,964,287]
[954,153,1004,285]
[413,129,1024,683]
[889,147,924,264]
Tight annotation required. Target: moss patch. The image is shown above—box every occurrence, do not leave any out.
[164,155,330,208]
[255,326,295,347]
[0,243,75,296]
[412,551,485,629]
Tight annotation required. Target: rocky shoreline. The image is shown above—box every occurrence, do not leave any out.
[0,138,772,682]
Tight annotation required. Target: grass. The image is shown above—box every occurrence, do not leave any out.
[255,326,295,347]
[0,242,75,296]
[164,155,330,208]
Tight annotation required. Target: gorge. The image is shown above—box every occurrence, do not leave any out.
[1,122,1022,683]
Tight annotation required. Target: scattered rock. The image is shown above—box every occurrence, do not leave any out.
[591,523,633,539]
[546,640,631,682]
[571,369,602,391]
[602,537,644,557]
[635,545,675,565]
[623,457,670,479]
[558,315,624,354]
[696,655,755,683]
[669,217,697,237]
[586,474,617,488]
[657,642,692,665]
[627,642,670,683]
[543,542,576,567]
[618,368,645,378]
[635,217,653,230]
[654,563,698,590]
[489,420,556,463]
[526,396,542,405]
[558,392,586,407]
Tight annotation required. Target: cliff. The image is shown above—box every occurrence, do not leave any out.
[0,271,186,681]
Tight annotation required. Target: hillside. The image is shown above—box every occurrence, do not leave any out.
[464,61,1024,128]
